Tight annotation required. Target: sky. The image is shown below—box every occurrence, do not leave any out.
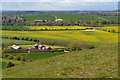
[1,0,119,11]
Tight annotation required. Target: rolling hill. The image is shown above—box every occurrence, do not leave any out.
[2,44,118,78]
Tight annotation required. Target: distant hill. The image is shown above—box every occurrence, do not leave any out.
[20,14,118,23]
[3,44,118,78]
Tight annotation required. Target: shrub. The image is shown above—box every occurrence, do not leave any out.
[2,54,9,58]
[26,59,32,62]
[7,55,14,59]
[64,48,70,51]
[111,29,116,33]
[20,56,26,61]
[7,62,14,68]
[88,45,95,49]
[14,55,21,61]
[53,48,64,52]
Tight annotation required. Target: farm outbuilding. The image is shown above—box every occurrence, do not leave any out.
[33,44,45,49]
[27,44,53,53]
[11,44,21,50]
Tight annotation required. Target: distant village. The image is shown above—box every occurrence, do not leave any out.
[2,16,65,26]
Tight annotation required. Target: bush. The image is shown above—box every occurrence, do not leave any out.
[64,48,70,51]
[7,62,14,68]
[26,59,32,62]
[7,55,14,59]
[88,45,95,49]
[20,56,26,61]
[68,43,95,50]
[111,29,116,33]
[14,55,21,61]
[4,49,27,53]
[53,48,64,52]
[2,54,9,58]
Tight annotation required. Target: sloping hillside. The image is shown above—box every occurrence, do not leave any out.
[3,44,118,78]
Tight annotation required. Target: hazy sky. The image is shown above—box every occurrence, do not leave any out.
[1,0,119,11]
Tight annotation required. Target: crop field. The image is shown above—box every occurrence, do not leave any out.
[1,25,91,31]
[2,30,118,47]
[96,26,119,32]
[2,38,36,45]
[28,26,91,30]
[99,16,118,21]
[20,14,118,22]
[1,25,28,30]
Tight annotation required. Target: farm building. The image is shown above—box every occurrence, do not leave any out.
[33,44,45,49]
[27,44,53,53]
[10,44,53,53]
[11,44,21,50]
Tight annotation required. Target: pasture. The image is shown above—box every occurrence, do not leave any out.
[2,52,65,69]
[2,44,118,78]
[11,52,65,60]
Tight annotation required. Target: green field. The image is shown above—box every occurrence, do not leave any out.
[1,52,65,69]
[20,14,118,22]
[2,29,118,47]
[11,52,65,60]
[2,44,118,78]
[18,44,65,48]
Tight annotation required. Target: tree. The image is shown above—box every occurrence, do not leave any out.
[7,62,15,68]
[111,29,116,33]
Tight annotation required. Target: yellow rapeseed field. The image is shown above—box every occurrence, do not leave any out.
[96,26,119,32]
[28,26,91,30]
[2,29,118,47]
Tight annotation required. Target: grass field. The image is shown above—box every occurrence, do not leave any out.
[2,52,65,69]
[2,44,118,78]
[18,44,65,48]
[2,30,118,47]
[1,58,24,69]
[11,52,65,60]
